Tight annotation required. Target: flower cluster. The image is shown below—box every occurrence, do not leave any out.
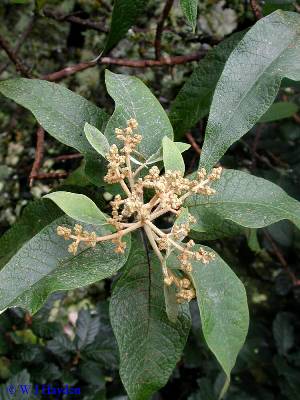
[57,224,97,255]
[56,118,222,304]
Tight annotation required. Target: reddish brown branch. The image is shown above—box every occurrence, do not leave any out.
[29,126,45,187]
[31,172,68,180]
[43,8,107,33]
[186,132,201,155]
[154,0,175,59]
[43,52,205,81]
[250,0,263,20]
[0,33,32,77]
[53,153,83,162]
[264,230,300,287]
[0,16,35,76]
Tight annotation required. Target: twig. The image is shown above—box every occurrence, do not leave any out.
[53,153,83,162]
[43,8,107,33]
[42,52,205,81]
[250,0,263,20]
[264,230,300,287]
[154,0,175,59]
[29,126,45,186]
[251,125,262,170]
[0,33,32,77]
[186,132,201,155]
[31,171,68,180]
[0,16,35,76]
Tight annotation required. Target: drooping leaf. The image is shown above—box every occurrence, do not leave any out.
[0,79,108,154]
[180,0,198,31]
[0,200,62,270]
[104,0,148,53]
[162,136,185,174]
[169,31,244,140]
[0,78,108,183]
[188,245,249,377]
[44,191,108,226]
[104,70,173,159]
[186,169,300,235]
[110,234,191,400]
[200,11,300,171]
[259,101,298,123]
[84,123,110,158]
[0,215,131,314]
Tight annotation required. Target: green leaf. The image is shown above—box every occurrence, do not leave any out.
[146,142,190,165]
[110,234,191,400]
[169,31,244,140]
[0,79,108,155]
[0,200,62,269]
[75,309,100,350]
[44,191,108,226]
[180,0,198,31]
[0,78,108,183]
[104,0,148,53]
[104,70,173,159]
[162,136,185,174]
[163,285,179,323]
[259,101,298,123]
[0,215,130,314]
[188,245,249,377]
[200,11,300,171]
[84,123,110,158]
[186,169,300,234]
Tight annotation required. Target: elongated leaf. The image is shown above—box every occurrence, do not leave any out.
[169,31,244,140]
[0,79,108,185]
[110,235,191,400]
[200,11,300,171]
[180,0,198,31]
[84,123,110,158]
[259,101,298,123]
[162,136,185,173]
[0,215,130,314]
[104,70,173,159]
[44,191,108,226]
[104,0,148,53]
[186,169,300,234]
[188,245,249,377]
[146,142,190,165]
[0,79,108,155]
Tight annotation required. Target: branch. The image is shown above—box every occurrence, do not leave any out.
[0,33,32,77]
[0,16,35,76]
[154,0,175,59]
[250,0,263,20]
[186,132,201,155]
[43,8,107,33]
[43,52,205,81]
[29,126,45,186]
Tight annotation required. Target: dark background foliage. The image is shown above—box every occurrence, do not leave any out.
[0,1,300,399]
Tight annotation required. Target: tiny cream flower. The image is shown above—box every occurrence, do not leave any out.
[56,118,222,303]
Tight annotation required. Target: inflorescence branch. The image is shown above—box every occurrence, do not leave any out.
[56,118,222,304]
